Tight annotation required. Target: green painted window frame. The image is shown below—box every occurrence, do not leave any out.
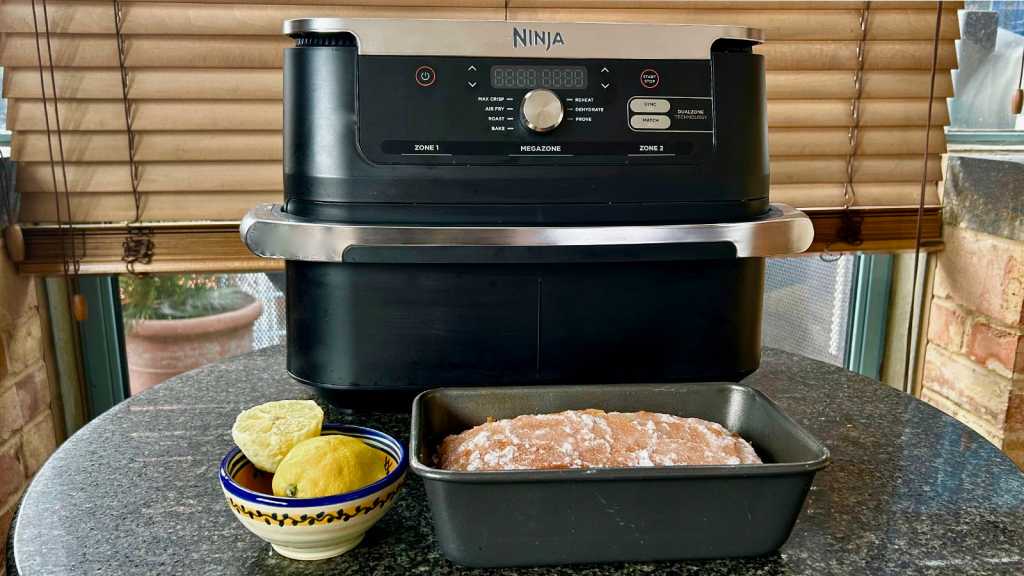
[845,254,894,379]
[78,276,131,418]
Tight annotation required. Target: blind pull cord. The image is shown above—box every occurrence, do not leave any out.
[32,0,87,321]
[901,1,944,395]
[1013,47,1023,115]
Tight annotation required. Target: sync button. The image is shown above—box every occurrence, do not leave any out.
[629,98,671,113]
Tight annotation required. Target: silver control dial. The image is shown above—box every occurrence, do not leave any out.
[521,89,564,133]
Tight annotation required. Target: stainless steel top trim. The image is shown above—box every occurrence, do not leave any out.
[283,18,763,59]
[240,203,813,262]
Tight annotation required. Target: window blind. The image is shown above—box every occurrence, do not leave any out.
[0,0,957,273]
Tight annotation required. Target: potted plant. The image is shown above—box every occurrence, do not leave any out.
[121,274,263,395]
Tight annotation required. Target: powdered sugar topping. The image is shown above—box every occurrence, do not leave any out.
[437,409,761,471]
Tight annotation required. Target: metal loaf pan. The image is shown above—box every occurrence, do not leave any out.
[410,383,830,567]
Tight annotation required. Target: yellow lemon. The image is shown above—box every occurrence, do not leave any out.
[272,435,388,498]
[232,400,324,473]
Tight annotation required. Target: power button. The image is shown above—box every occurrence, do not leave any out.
[415,66,436,87]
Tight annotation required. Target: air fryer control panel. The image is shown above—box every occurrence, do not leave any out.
[358,57,714,165]
[282,19,768,223]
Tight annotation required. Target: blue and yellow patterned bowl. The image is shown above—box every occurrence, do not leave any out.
[219,424,407,560]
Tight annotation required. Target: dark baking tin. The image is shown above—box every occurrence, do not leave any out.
[410,382,830,567]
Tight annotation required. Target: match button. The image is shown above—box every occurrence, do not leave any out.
[629,114,671,130]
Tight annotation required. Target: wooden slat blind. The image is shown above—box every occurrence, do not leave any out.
[0,0,957,272]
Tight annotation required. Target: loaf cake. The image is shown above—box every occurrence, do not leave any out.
[437,409,761,471]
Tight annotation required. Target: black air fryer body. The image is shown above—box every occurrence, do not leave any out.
[241,19,813,406]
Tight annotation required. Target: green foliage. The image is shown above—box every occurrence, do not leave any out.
[120,274,254,321]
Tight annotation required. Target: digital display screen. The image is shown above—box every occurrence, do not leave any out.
[490,66,587,90]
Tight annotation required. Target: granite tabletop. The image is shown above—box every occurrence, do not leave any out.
[8,346,1024,575]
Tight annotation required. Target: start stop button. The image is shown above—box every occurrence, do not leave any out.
[640,69,660,89]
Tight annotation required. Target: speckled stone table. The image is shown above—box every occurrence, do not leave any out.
[8,346,1024,575]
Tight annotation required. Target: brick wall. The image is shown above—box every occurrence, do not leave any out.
[0,234,60,576]
[920,154,1024,469]
[921,225,1024,468]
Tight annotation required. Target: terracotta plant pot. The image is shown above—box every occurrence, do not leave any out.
[125,299,263,395]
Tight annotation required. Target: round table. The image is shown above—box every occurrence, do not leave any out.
[8,347,1024,575]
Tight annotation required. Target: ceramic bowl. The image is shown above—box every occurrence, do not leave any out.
[219,424,407,560]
